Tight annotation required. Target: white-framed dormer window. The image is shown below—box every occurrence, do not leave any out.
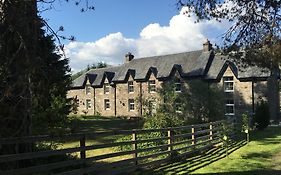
[86,99,92,109]
[104,99,110,110]
[175,79,182,92]
[128,99,135,111]
[128,81,134,93]
[148,80,156,93]
[223,76,234,92]
[225,99,235,115]
[85,85,91,94]
[104,83,110,94]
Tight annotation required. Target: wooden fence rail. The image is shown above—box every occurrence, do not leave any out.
[0,120,234,175]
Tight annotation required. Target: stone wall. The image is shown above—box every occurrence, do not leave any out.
[68,66,269,119]
[218,66,268,122]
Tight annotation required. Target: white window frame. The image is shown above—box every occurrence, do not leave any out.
[225,99,235,115]
[148,80,156,93]
[128,99,135,111]
[85,85,91,94]
[104,83,110,94]
[175,79,182,92]
[86,99,92,109]
[104,99,110,110]
[128,81,134,93]
[223,76,234,92]
[175,102,183,114]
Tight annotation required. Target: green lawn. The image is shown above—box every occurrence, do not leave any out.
[58,115,143,162]
[138,126,281,175]
[69,115,143,133]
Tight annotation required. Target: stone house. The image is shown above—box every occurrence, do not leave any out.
[68,41,273,121]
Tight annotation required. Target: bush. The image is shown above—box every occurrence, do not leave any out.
[253,100,270,130]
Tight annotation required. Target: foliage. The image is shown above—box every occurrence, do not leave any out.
[241,113,250,133]
[0,2,71,138]
[117,79,225,153]
[253,100,270,130]
[177,0,280,49]
[242,113,250,143]
[219,121,232,157]
[71,61,107,80]
[143,79,225,130]
[177,0,281,122]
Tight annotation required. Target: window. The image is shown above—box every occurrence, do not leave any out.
[225,99,235,115]
[128,99,135,111]
[175,79,182,92]
[175,100,183,113]
[74,96,79,107]
[223,76,234,92]
[104,99,110,110]
[149,100,157,115]
[148,80,156,93]
[85,85,91,94]
[86,99,92,109]
[104,83,110,94]
[128,81,134,93]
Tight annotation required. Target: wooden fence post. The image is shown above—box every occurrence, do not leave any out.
[191,127,195,147]
[80,134,86,175]
[132,131,138,166]
[168,129,173,152]
[209,123,213,141]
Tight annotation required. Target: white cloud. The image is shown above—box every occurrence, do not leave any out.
[66,7,231,73]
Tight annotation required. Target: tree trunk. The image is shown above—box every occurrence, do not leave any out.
[267,67,280,123]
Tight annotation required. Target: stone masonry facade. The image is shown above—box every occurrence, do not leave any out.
[68,41,274,121]
[68,66,268,121]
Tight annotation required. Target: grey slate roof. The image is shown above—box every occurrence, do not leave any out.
[205,54,270,80]
[71,50,271,88]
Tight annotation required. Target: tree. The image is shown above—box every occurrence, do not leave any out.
[143,79,224,129]
[31,25,72,134]
[253,100,270,130]
[177,0,281,122]
[0,0,92,141]
[0,1,39,139]
[72,61,108,80]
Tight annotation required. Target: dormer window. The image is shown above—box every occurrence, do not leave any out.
[148,80,156,93]
[175,79,182,92]
[85,85,91,94]
[104,83,110,94]
[223,76,234,92]
[128,81,134,93]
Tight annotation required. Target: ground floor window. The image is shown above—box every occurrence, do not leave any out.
[149,100,157,115]
[86,99,92,109]
[175,78,182,92]
[175,99,183,113]
[128,99,135,111]
[104,99,110,110]
[225,99,235,115]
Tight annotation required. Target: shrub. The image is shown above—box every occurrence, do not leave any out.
[253,100,270,130]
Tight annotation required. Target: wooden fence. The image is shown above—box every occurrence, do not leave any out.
[0,120,231,175]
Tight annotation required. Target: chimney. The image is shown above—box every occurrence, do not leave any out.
[125,52,134,63]
[203,39,212,52]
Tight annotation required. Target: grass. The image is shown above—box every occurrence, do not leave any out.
[137,126,281,175]
[69,115,143,133]
[57,115,143,163]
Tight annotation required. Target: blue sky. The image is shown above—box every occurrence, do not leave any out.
[40,0,231,73]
